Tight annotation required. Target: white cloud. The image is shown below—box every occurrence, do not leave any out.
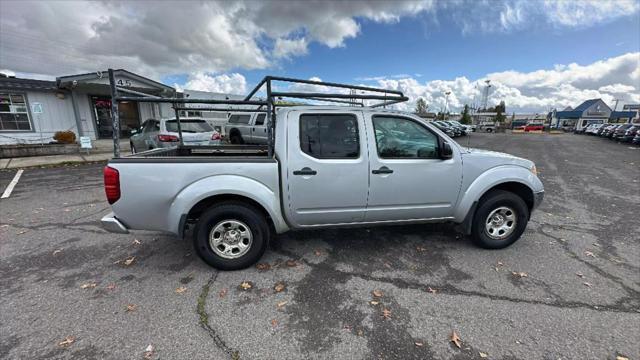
[181,73,247,94]
[273,38,308,59]
[374,52,640,113]
[2,0,637,80]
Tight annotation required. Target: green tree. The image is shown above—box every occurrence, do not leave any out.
[495,104,506,123]
[460,104,471,124]
[415,98,428,115]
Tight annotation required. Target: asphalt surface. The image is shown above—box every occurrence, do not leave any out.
[1,133,639,360]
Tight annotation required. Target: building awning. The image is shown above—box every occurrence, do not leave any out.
[56,69,175,96]
[0,78,59,92]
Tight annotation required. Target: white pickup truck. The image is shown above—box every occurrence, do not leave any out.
[101,75,543,270]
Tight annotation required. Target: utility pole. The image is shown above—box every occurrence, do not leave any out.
[481,79,492,110]
[612,98,619,111]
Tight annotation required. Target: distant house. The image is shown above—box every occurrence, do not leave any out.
[550,99,637,131]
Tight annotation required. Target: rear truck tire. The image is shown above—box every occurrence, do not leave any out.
[229,130,244,144]
[471,190,529,249]
[193,201,270,270]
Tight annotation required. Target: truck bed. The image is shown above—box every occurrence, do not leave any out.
[126,145,270,159]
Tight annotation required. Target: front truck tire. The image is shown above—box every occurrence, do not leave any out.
[470,190,529,249]
[193,201,270,270]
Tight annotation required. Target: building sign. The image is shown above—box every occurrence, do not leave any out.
[116,78,133,87]
[31,102,43,114]
[80,136,93,149]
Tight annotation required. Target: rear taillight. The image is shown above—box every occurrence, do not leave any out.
[158,134,179,142]
[211,132,221,140]
[104,166,120,204]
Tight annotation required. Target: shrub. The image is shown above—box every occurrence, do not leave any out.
[53,131,77,144]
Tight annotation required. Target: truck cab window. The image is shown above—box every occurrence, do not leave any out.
[229,115,251,124]
[300,114,359,159]
[372,116,439,159]
[255,113,266,126]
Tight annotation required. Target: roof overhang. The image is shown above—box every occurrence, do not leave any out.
[56,69,174,96]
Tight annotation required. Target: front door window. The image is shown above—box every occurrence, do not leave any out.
[91,96,141,139]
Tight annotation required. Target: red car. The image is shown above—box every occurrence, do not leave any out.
[524,123,544,132]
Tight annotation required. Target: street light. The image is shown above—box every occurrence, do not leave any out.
[444,91,451,120]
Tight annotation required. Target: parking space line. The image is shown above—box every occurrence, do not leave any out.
[1,169,24,199]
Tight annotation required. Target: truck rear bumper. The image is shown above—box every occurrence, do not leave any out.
[101,212,129,234]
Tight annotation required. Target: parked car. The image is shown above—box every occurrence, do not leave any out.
[597,124,612,136]
[431,121,456,137]
[611,124,636,141]
[585,123,604,135]
[479,123,496,133]
[524,122,544,132]
[632,132,640,145]
[130,117,221,153]
[599,124,617,137]
[445,120,471,135]
[433,121,461,137]
[225,112,268,144]
[606,124,624,139]
[618,125,639,142]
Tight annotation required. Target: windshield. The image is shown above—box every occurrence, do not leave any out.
[165,120,213,133]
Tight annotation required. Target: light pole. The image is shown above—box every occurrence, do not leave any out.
[444,91,451,120]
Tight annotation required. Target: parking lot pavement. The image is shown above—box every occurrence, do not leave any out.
[1,133,638,360]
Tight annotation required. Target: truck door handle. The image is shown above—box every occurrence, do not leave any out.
[372,166,393,174]
[293,167,317,176]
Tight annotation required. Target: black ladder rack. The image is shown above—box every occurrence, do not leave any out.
[108,69,408,158]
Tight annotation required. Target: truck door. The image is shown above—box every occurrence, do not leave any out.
[286,110,369,226]
[251,113,268,144]
[364,114,462,221]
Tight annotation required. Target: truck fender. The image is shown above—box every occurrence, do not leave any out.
[453,165,543,224]
[167,175,289,235]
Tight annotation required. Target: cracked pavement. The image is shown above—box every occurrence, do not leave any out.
[1,133,638,359]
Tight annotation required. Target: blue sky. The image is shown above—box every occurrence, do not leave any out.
[2,0,639,112]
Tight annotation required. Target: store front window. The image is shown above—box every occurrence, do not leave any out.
[0,93,32,131]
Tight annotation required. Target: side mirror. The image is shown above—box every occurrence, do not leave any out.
[440,141,453,160]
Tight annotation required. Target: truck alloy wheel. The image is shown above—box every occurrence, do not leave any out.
[194,201,269,270]
[471,190,529,249]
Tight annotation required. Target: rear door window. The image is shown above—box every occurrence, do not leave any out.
[229,115,251,124]
[299,114,359,159]
[255,113,266,126]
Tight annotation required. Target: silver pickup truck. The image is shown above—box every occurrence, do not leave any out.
[100,74,543,270]
[102,104,543,270]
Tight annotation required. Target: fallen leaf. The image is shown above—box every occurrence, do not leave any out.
[416,246,427,252]
[479,351,488,358]
[357,329,364,336]
[218,288,228,298]
[415,342,424,347]
[271,319,278,327]
[496,261,504,266]
[175,286,187,294]
[143,344,154,359]
[256,263,271,271]
[583,282,592,287]
[370,300,379,305]
[123,256,136,266]
[16,230,27,235]
[126,304,137,312]
[616,355,630,360]
[240,281,253,290]
[383,261,392,269]
[584,251,596,258]
[576,272,584,278]
[512,271,528,278]
[58,336,75,348]
[314,249,323,256]
[274,281,286,293]
[372,289,384,298]
[450,331,462,348]
[285,259,298,267]
[52,249,63,256]
[133,239,141,245]
[277,301,288,308]
[80,282,97,289]
[382,308,391,320]
[106,283,116,290]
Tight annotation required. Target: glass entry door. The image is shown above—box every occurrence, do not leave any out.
[91,96,140,138]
